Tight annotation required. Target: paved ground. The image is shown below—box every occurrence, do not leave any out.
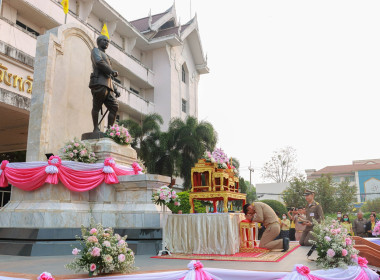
[0,243,318,277]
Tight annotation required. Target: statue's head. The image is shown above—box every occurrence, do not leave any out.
[96,35,109,50]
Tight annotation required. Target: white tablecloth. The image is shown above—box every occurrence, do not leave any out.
[164,213,245,255]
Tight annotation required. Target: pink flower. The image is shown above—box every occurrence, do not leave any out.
[72,248,80,255]
[89,228,97,235]
[324,236,331,242]
[327,249,335,258]
[357,257,368,267]
[296,265,310,275]
[341,249,348,256]
[63,148,66,152]
[73,149,78,154]
[118,239,125,246]
[345,237,352,245]
[116,126,119,131]
[110,132,114,136]
[38,272,54,280]
[115,233,121,240]
[116,132,120,136]
[102,241,111,247]
[174,201,180,206]
[91,247,101,257]
[80,150,86,156]
[87,236,98,243]
[118,254,125,262]
[111,126,115,130]
[69,153,74,158]
[74,143,79,147]
[351,254,358,260]
[90,263,96,272]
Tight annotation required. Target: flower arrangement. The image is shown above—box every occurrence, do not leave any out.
[203,151,215,163]
[65,221,136,276]
[310,217,359,269]
[151,186,180,207]
[105,124,131,145]
[61,138,97,163]
[372,221,380,237]
[212,148,229,169]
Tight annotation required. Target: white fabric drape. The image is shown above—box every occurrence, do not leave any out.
[165,213,245,255]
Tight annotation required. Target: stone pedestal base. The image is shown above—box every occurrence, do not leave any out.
[85,138,137,167]
[0,174,171,255]
[81,131,105,140]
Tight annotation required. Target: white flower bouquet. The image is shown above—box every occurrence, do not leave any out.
[65,221,136,276]
[151,186,180,207]
[105,124,131,145]
[61,138,97,163]
[310,217,359,269]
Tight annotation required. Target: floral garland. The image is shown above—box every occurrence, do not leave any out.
[310,217,359,269]
[65,221,136,276]
[151,186,180,207]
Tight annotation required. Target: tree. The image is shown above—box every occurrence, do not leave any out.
[118,113,163,165]
[261,146,301,183]
[282,177,308,208]
[246,181,257,203]
[334,179,357,214]
[259,199,287,216]
[309,175,336,214]
[168,116,218,189]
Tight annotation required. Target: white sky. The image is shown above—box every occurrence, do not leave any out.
[105,0,380,184]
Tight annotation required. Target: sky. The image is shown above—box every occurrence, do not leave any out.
[105,0,380,184]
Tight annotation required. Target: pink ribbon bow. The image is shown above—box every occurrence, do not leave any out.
[45,156,61,184]
[103,157,118,184]
[0,160,9,187]
[357,257,368,268]
[132,162,143,174]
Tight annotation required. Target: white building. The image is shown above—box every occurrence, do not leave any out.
[255,182,289,202]
[0,0,209,155]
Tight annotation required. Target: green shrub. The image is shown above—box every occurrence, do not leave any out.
[167,191,205,214]
[258,199,287,216]
[361,198,380,213]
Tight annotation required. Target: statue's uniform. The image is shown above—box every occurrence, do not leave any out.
[89,47,118,125]
[299,201,323,246]
[251,202,284,250]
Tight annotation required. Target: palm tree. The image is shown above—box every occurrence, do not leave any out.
[168,116,218,189]
[118,113,163,168]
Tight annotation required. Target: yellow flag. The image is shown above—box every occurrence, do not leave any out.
[101,23,110,39]
[61,0,69,14]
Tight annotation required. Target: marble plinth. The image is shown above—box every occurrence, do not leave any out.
[85,138,137,167]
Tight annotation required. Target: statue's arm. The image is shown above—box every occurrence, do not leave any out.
[92,48,114,76]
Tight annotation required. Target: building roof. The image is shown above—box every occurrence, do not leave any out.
[130,12,167,32]
[309,162,380,177]
[153,24,190,39]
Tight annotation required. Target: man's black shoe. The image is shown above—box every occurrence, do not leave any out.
[282,237,289,252]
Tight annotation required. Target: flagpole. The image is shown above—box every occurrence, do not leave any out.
[64,14,67,24]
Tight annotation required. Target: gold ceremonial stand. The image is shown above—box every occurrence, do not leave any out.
[189,159,246,213]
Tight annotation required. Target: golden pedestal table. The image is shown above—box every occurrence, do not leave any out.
[189,191,246,213]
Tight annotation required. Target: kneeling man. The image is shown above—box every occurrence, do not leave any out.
[243,202,289,252]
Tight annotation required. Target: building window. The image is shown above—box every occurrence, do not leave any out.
[182,99,187,113]
[182,64,186,83]
[130,87,139,95]
[16,20,40,36]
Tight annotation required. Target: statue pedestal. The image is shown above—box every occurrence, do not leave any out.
[85,138,137,167]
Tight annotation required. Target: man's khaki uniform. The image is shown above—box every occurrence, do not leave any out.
[299,201,323,246]
[251,202,283,250]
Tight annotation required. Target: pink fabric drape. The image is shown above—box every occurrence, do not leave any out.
[0,157,143,192]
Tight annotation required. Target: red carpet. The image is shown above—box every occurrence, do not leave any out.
[152,243,300,262]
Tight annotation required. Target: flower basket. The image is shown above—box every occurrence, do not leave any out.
[65,220,136,276]
[61,138,97,163]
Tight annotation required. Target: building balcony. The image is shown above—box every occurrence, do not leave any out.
[116,83,155,120]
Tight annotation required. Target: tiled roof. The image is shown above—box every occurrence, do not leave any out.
[130,12,167,32]
[310,163,380,176]
[153,24,190,39]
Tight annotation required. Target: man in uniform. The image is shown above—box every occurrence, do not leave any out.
[299,189,324,246]
[243,202,289,251]
[353,211,367,237]
[89,35,120,132]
